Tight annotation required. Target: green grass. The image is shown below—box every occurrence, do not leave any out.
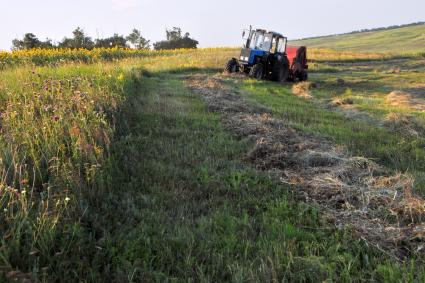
[291,23,425,53]
[232,77,425,194]
[0,62,130,282]
[0,47,425,281]
[310,57,425,193]
[70,70,424,282]
[0,50,240,282]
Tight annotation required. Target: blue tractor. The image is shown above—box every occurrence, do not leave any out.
[225,27,308,82]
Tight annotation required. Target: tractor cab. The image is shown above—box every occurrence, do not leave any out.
[225,26,308,82]
[240,29,288,65]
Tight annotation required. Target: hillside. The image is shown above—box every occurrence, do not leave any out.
[290,23,425,53]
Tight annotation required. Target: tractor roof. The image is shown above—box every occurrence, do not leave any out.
[270,31,285,38]
[255,29,285,38]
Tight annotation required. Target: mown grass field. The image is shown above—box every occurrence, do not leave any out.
[291,23,425,54]
[0,47,424,282]
[234,57,425,196]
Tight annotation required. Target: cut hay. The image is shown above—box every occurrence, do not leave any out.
[386,91,425,111]
[386,67,401,74]
[292,82,316,98]
[330,97,354,107]
[187,74,425,259]
[383,113,425,137]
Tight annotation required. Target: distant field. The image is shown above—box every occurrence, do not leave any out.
[291,24,425,53]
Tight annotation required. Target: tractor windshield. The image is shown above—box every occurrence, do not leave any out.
[248,31,272,51]
[249,32,264,50]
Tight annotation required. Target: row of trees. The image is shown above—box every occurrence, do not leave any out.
[12,27,198,51]
[153,28,199,50]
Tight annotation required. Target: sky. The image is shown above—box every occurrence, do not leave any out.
[0,0,424,50]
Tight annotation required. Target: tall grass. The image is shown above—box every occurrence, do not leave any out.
[0,48,238,280]
[0,47,237,70]
[0,62,128,280]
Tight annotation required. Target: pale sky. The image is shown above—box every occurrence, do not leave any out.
[0,0,424,50]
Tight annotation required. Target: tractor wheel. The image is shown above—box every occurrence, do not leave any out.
[249,63,264,80]
[272,64,289,82]
[241,65,250,74]
[225,59,238,73]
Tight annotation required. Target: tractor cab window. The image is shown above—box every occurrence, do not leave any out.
[262,33,273,52]
[270,37,277,53]
[249,32,265,50]
[277,37,287,53]
[248,31,256,49]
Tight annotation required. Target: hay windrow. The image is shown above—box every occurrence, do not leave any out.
[383,113,425,138]
[186,74,425,259]
[386,91,425,111]
[330,97,354,107]
[292,81,316,98]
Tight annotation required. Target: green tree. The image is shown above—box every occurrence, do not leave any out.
[166,27,183,41]
[59,27,94,49]
[12,33,54,50]
[95,34,128,48]
[126,29,150,49]
[38,38,54,49]
[154,27,198,50]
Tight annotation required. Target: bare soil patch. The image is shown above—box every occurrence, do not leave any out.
[186,73,425,259]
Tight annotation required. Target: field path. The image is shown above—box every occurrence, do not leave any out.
[101,71,342,281]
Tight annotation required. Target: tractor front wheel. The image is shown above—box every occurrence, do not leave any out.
[249,64,264,80]
[241,65,250,74]
[225,59,238,73]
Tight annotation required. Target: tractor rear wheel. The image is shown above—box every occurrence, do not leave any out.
[249,63,264,80]
[272,64,289,82]
[225,59,238,73]
[299,70,308,81]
